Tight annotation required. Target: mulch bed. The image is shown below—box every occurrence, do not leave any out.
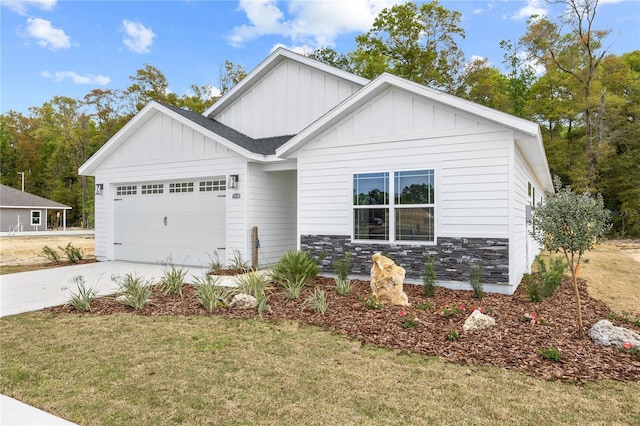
[43,276,640,382]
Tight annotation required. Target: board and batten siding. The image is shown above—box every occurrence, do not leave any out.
[296,86,512,240]
[512,144,545,284]
[92,111,247,264]
[214,59,363,139]
[246,164,297,267]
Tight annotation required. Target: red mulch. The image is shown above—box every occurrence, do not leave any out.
[43,276,640,382]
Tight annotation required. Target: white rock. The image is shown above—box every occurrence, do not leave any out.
[462,309,496,332]
[229,293,258,309]
[588,319,640,348]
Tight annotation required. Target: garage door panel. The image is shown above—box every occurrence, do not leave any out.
[113,180,226,267]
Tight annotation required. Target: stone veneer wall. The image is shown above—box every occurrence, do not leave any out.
[300,235,509,284]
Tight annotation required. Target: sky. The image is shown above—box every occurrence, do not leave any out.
[1,0,639,115]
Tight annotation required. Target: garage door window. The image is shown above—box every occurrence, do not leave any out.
[141,184,163,194]
[116,185,137,195]
[169,182,194,193]
[200,180,226,192]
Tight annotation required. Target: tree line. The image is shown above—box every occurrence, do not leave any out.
[1,0,638,236]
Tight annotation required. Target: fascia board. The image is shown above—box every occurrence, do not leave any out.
[203,47,369,118]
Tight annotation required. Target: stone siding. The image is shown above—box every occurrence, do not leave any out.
[300,235,509,284]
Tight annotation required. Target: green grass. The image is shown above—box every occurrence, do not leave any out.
[1,313,639,425]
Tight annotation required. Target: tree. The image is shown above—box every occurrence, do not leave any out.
[531,176,610,337]
[351,1,466,92]
[127,64,178,110]
[218,60,247,96]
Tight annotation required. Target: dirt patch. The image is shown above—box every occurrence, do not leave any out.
[44,276,640,382]
[0,235,95,266]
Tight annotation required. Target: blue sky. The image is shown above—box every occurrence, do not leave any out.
[1,0,639,115]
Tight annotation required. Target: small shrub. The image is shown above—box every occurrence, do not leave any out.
[257,297,272,317]
[59,242,83,264]
[230,250,250,272]
[271,250,320,291]
[422,258,436,297]
[280,278,306,300]
[159,265,187,297]
[437,304,467,318]
[302,287,328,315]
[360,293,384,310]
[523,272,541,303]
[114,273,151,310]
[608,311,640,328]
[469,261,483,300]
[334,277,353,296]
[42,245,60,263]
[539,346,562,362]
[66,275,97,312]
[333,251,352,282]
[447,329,459,341]
[399,311,418,328]
[621,343,640,359]
[207,251,223,274]
[417,303,433,311]
[192,274,236,311]
[526,257,566,302]
[234,271,273,313]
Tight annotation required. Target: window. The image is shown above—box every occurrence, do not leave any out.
[116,185,137,196]
[141,184,164,194]
[199,180,226,192]
[353,170,435,242]
[169,182,194,193]
[31,210,41,226]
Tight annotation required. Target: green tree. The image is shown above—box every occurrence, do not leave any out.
[531,176,610,337]
[351,1,466,92]
[127,64,178,110]
[218,60,247,96]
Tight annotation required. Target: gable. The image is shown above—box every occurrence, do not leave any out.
[212,57,365,139]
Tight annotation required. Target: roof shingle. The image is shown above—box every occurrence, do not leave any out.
[0,184,71,209]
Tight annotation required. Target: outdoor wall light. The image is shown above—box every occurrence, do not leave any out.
[95,183,104,195]
[229,175,239,189]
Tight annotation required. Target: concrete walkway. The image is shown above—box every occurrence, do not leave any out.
[0,260,216,425]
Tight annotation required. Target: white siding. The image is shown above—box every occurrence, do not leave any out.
[92,112,247,265]
[247,164,297,267]
[297,87,511,239]
[214,59,362,139]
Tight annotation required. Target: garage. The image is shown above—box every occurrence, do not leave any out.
[113,178,226,267]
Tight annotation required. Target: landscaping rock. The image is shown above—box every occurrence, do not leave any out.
[370,253,409,306]
[589,320,640,348]
[230,293,258,309]
[462,309,496,332]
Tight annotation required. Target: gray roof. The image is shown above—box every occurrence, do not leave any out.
[161,103,294,155]
[0,184,71,209]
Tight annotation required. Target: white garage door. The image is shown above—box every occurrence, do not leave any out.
[113,179,226,266]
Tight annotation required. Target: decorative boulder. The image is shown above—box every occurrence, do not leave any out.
[370,253,409,306]
[462,309,496,332]
[229,293,258,309]
[589,319,640,348]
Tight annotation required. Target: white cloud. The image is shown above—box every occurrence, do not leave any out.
[473,1,495,15]
[25,17,70,49]
[228,0,395,49]
[2,0,56,16]
[511,0,548,21]
[122,19,156,53]
[41,70,110,85]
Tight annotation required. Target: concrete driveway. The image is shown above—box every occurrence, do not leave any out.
[0,261,210,317]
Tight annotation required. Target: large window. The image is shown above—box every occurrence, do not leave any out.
[353,170,435,242]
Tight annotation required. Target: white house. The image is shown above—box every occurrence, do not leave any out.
[79,48,553,294]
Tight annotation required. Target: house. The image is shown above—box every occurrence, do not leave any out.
[0,184,71,232]
[79,48,553,294]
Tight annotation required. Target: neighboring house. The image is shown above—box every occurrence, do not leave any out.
[0,184,71,232]
[79,48,553,294]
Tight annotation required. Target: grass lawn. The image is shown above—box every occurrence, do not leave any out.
[1,314,639,425]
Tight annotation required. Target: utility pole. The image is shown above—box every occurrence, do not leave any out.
[17,171,24,192]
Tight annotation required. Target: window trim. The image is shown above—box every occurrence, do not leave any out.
[352,168,436,244]
[30,210,42,226]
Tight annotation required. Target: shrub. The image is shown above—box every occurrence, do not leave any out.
[192,274,237,311]
[360,293,383,310]
[59,242,83,264]
[230,250,250,272]
[422,258,436,297]
[42,245,61,263]
[525,257,566,302]
[417,303,433,311]
[399,311,418,328]
[271,250,320,291]
[334,277,354,296]
[207,251,223,274]
[333,251,352,282]
[66,275,97,312]
[538,346,562,362]
[469,261,483,300]
[159,265,187,297]
[114,273,152,310]
[234,271,273,311]
[280,278,306,300]
[447,329,459,341]
[302,287,328,315]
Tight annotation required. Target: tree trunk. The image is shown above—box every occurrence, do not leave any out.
[572,271,584,338]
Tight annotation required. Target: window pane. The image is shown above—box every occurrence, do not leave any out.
[395,170,434,204]
[354,172,389,205]
[395,207,434,241]
[354,208,389,240]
